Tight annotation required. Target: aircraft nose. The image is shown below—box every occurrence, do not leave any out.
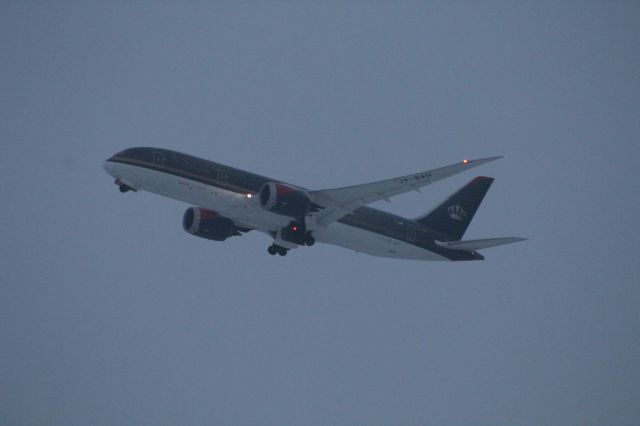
[103,160,115,176]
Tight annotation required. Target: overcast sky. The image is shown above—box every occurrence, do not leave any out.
[2,2,639,425]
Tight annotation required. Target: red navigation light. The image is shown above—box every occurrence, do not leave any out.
[292,225,298,232]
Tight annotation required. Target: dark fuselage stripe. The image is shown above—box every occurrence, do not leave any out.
[109,156,252,195]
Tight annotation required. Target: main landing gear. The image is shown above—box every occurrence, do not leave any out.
[267,229,315,257]
[267,239,315,256]
[268,245,288,256]
[304,232,316,247]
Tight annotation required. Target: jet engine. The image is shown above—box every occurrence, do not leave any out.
[259,182,312,218]
[182,207,240,241]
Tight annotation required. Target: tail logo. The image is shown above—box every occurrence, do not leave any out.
[447,205,467,221]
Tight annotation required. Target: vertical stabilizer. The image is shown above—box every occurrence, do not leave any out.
[415,176,494,241]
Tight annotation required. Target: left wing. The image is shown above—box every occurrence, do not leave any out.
[309,156,503,226]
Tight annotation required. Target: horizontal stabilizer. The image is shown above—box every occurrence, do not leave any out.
[435,237,527,251]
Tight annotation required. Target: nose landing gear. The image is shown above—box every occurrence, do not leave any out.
[115,179,135,193]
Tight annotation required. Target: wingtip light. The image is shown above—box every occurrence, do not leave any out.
[463,159,470,165]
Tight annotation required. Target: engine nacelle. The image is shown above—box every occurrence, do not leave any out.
[182,208,240,241]
[259,182,311,218]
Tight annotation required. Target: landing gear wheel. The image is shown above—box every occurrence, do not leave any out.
[267,245,278,255]
[278,248,288,256]
[116,180,133,193]
[304,233,316,247]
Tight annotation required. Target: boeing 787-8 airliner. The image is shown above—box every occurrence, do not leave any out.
[103,148,524,260]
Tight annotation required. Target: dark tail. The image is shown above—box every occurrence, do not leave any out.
[415,176,494,241]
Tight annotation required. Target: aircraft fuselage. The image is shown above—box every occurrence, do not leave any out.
[104,147,484,261]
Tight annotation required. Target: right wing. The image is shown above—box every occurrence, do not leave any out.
[308,156,503,226]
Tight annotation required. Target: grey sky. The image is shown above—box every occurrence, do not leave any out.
[1,2,639,425]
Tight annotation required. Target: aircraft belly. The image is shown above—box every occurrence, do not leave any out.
[108,163,288,230]
[314,222,448,261]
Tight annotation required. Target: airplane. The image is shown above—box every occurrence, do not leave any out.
[103,148,525,261]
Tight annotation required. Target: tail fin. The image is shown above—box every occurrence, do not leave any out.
[415,176,494,241]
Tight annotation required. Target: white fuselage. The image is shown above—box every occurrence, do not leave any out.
[104,161,448,261]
